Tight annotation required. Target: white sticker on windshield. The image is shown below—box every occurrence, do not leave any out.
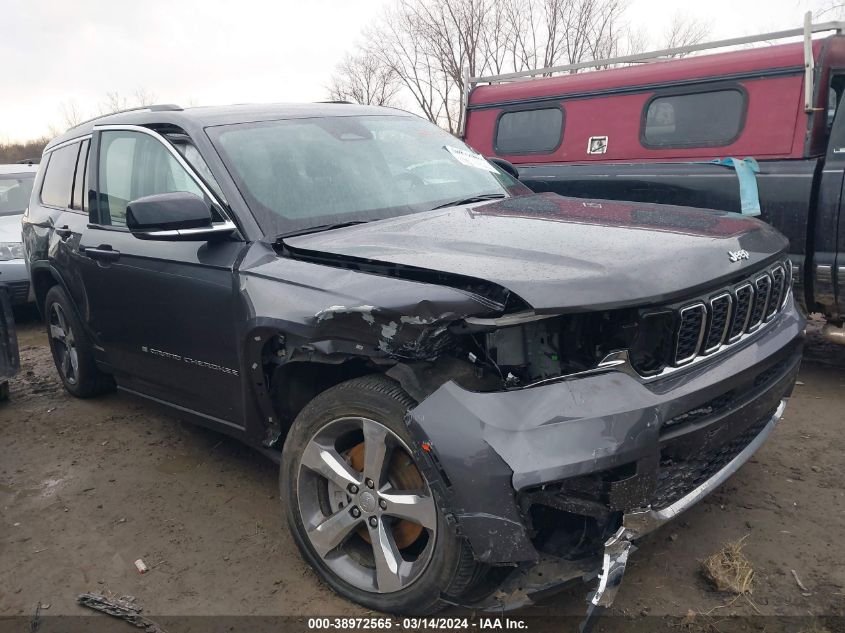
[444,145,498,173]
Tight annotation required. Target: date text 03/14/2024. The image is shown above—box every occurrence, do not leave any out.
[306,618,529,630]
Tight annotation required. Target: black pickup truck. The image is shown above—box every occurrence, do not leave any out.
[464,21,845,345]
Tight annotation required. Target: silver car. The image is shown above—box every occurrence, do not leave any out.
[0,163,37,304]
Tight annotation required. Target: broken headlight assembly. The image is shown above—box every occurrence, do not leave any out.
[450,307,676,388]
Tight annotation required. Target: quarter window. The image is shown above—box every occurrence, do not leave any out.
[495,107,564,154]
[97,131,205,226]
[642,89,746,148]
[71,139,90,211]
[172,139,225,200]
[40,142,80,208]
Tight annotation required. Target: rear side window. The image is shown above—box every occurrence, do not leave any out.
[495,107,564,154]
[40,142,80,208]
[642,89,746,148]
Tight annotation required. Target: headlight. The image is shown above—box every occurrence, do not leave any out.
[0,242,24,261]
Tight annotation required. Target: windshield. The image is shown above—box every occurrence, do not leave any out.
[207,115,528,236]
[0,173,35,216]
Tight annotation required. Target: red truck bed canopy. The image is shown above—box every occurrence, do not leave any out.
[464,18,845,163]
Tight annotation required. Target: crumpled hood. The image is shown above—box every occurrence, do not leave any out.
[284,193,788,312]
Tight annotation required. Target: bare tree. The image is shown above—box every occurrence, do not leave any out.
[663,13,710,56]
[100,88,158,114]
[617,24,649,57]
[133,87,158,107]
[814,0,845,19]
[100,91,130,114]
[333,0,639,134]
[102,92,126,113]
[400,0,494,132]
[59,100,84,129]
[598,12,710,68]
[328,51,402,106]
[366,4,453,128]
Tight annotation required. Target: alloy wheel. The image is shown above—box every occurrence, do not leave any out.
[296,416,437,594]
[49,303,79,385]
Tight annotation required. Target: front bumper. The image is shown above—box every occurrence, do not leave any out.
[0,259,33,304]
[589,398,786,610]
[406,298,804,609]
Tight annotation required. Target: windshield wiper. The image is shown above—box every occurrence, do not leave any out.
[430,193,506,210]
[273,220,370,241]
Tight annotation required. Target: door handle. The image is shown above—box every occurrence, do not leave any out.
[55,225,72,240]
[83,245,121,263]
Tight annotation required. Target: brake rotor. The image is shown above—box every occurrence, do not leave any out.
[347,441,425,549]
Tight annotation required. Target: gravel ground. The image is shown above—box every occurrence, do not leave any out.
[1,312,843,631]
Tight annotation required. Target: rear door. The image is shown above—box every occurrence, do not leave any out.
[40,138,94,315]
[78,125,246,425]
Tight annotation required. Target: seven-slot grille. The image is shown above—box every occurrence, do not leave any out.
[672,258,791,367]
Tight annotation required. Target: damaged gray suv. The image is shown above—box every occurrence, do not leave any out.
[23,103,804,615]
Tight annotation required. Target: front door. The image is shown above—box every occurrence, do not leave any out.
[78,127,246,424]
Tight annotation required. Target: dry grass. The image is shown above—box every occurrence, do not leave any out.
[700,537,755,594]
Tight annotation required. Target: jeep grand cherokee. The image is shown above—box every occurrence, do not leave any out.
[22,103,804,615]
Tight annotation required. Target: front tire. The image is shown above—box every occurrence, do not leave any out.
[44,285,115,398]
[281,375,478,614]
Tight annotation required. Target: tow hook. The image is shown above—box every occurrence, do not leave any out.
[579,526,637,633]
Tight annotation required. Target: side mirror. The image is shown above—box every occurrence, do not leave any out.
[487,157,520,179]
[126,192,235,241]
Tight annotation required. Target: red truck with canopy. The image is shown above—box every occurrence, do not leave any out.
[463,15,845,343]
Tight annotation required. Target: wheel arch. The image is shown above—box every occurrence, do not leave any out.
[243,322,387,448]
[270,358,378,434]
[31,263,67,317]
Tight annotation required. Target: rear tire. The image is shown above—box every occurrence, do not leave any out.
[281,375,479,614]
[44,285,115,398]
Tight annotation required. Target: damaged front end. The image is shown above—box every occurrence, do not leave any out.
[244,233,803,616]
[393,260,802,614]
[403,316,800,613]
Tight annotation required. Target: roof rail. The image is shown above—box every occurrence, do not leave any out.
[68,103,184,132]
[462,12,844,133]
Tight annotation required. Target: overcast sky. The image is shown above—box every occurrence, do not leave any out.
[0,0,833,142]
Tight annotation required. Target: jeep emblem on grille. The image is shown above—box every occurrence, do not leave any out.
[728,249,750,263]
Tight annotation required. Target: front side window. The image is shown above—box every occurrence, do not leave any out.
[0,173,35,216]
[495,107,564,154]
[40,142,79,208]
[208,115,528,237]
[97,131,205,226]
[642,89,746,148]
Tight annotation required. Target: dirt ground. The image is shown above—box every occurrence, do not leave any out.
[1,311,844,629]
